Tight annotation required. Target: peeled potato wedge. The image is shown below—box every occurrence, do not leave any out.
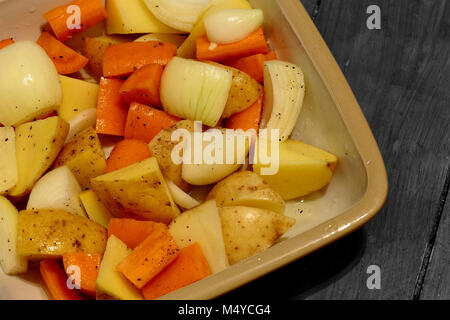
[253,140,338,200]
[169,200,229,273]
[0,196,28,275]
[219,206,295,264]
[0,127,18,195]
[9,117,69,198]
[206,171,285,214]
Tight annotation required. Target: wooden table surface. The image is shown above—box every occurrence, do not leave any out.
[221,0,450,300]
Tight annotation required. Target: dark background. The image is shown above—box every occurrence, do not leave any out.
[221,0,450,300]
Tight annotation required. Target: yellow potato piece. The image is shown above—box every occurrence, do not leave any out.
[53,127,106,190]
[106,0,180,34]
[9,117,69,198]
[58,76,99,122]
[82,35,130,80]
[177,0,253,58]
[17,209,107,260]
[135,33,187,47]
[91,157,180,224]
[281,140,338,172]
[253,140,338,200]
[80,190,113,229]
[206,171,286,214]
[220,206,295,265]
[96,235,143,300]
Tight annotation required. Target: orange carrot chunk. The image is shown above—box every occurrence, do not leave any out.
[37,32,88,74]
[141,243,212,300]
[196,27,269,62]
[226,95,263,132]
[96,78,128,136]
[105,139,153,173]
[62,253,102,297]
[43,0,107,42]
[103,41,177,78]
[124,102,180,143]
[117,224,179,289]
[107,218,166,249]
[225,51,277,83]
[120,64,164,107]
[40,260,84,300]
[0,38,14,50]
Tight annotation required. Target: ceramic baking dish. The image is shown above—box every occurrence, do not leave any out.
[0,0,388,300]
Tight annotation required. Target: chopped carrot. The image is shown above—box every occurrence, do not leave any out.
[62,253,102,297]
[40,260,84,300]
[124,102,180,143]
[37,32,88,74]
[225,51,277,83]
[105,139,153,173]
[196,27,269,62]
[103,41,177,78]
[96,78,128,136]
[107,218,165,249]
[120,64,164,107]
[0,38,14,50]
[43,0,106,42]
[226,95,263,132]
[117,224,179,289]
[141,243,211,300]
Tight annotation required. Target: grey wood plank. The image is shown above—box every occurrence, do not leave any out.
[420,177,450,299]
[221,0,450,300]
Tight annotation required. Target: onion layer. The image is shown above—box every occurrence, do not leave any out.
[204,9,264,44]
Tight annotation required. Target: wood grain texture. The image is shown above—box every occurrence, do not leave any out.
[420,174,450,300]
[221,0,450,300]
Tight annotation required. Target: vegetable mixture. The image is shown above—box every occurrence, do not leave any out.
[0,0,338,300]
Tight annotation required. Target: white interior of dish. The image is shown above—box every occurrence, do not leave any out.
[0,0,367,300]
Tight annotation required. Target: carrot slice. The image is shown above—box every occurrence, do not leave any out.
[226,95,263,132]
[107,218,165,249]
[37,32,88,74]
[225,51,277,83]
[62,253,102,297]
[40,260,84,300]
[117,224,179,289]
[105,139,152,173]
[43,0,107,42]
[141,243,212,300]
[196,27,269,62]
[120,64,164,107]
[124,102,180,143]
[96,78,128,136]
[0,38,14,50]
[103,41,177,78]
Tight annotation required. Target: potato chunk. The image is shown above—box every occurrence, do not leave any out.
[91,157,180,224]
[253,140,338,200]
[220,206,295,264]
[106,0,179,35]
[209,63,262,118]
[206,171,286,214]
[58,76,99,121]
[9,117,69,198]
[82,35,129,80]
[149,120,195,192]
[17,209,107,259]
[53,127,106,190]
[0,127,18,194]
